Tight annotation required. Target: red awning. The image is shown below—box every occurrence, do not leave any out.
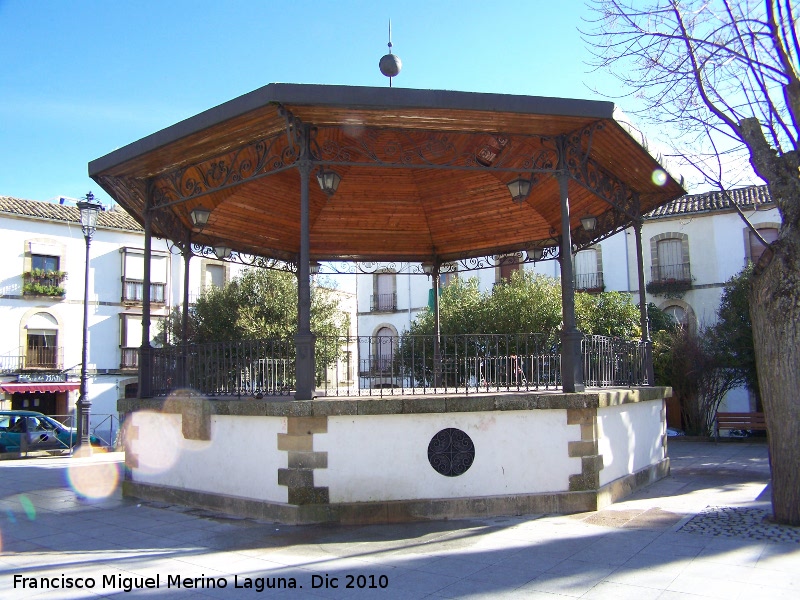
[0,382,81,394]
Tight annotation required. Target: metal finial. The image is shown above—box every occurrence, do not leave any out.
[379,19,402,87]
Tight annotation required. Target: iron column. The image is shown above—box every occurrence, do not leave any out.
[295,159,316,399]
[634,219,655,384]
[556,167,585,393]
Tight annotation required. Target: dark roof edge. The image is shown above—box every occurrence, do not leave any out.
[89,83,615,176]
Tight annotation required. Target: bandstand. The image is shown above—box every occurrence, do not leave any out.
[90,84,684,524]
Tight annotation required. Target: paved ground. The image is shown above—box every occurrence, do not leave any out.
[1,441,798,599]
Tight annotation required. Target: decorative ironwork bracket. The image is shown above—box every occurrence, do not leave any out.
[312,241,561,276]
[561,123,640,221]
[189,243,297,273]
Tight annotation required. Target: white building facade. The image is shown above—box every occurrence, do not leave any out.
[0,198,201,441]
[0,197,357,440]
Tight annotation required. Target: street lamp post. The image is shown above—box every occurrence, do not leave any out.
[76,192,102,451]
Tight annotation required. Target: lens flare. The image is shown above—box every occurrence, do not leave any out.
[652,169,668,186]
[125,410,184,475]
[19,495,36,521]
[67,460,120,499]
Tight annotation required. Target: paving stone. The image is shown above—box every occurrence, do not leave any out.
[679,506,800,543]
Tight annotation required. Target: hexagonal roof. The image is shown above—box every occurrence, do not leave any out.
[89,83,685,265]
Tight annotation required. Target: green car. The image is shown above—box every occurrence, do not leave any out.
[0,410,100,453]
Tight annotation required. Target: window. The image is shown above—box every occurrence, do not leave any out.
[32,255,59,272]
[206,264,225,288]
[498,255,521,283]
[374,327,394,372]
[574,249,603,292]
[748,228,778,263]
[651,236,691,282]
[440,264,457,288]
[26,329,58,368]
[121,248,167,303]
[371,272,397,312]
[345,351,353,382]
[24,312,60,369]
[120,314,164,369]
[664,305,687,326]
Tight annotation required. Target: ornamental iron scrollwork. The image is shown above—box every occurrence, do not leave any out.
[571,208,631,253]
[313,244,560,276]
[189,243,297,273]
[150,130,298,206]
[561,123,639,221]
[427,428,476,477]
[428,427,475,477]
[316,126,560,174]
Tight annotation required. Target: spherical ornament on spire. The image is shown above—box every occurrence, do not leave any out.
[379,53,402,78]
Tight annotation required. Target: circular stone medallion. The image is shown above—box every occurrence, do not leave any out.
[427,428,475,477]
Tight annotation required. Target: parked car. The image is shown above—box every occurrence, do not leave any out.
[0,410,101,453]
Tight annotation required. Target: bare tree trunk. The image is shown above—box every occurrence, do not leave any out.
[750,232,800,525]
[741,114,800,525]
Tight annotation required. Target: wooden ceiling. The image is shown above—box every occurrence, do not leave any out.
[89,84,685,264]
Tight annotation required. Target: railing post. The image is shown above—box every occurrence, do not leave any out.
[432,263,443,388]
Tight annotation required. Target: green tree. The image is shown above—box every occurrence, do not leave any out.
[407,276,486,337]
[713,266,760,403]
[485,272,564,337]
[408,272,642,339]
[576,291,641,339]
[647,303,678,336]
[400,273,644,387]
[160,269,349,372]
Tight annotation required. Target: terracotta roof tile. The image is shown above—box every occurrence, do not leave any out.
[645,184,771,219]
[0,196,142,231]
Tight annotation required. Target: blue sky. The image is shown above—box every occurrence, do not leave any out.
[0,0,621,205]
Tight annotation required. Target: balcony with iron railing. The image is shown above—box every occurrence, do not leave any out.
[0,353,23,374]
[574,272,604,293]
[24,346,64,370]
[650,263,691,283]
[370,292,397,312]
[123,279,166,303]
[647,263,693,296]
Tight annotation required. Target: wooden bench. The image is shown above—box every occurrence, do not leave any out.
[715,411,767,441]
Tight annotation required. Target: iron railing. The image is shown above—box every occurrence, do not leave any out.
[650,263,691,282]
[574,272,604,292]
[582,335,649,387]
[122,279,166,303]
[151,339,295,397]
[370,292,397,312]
[350,333,560,395]
[13,414,120,457]
[24,346,63,369]
[0,353,23,374]
[147,333,648,398]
